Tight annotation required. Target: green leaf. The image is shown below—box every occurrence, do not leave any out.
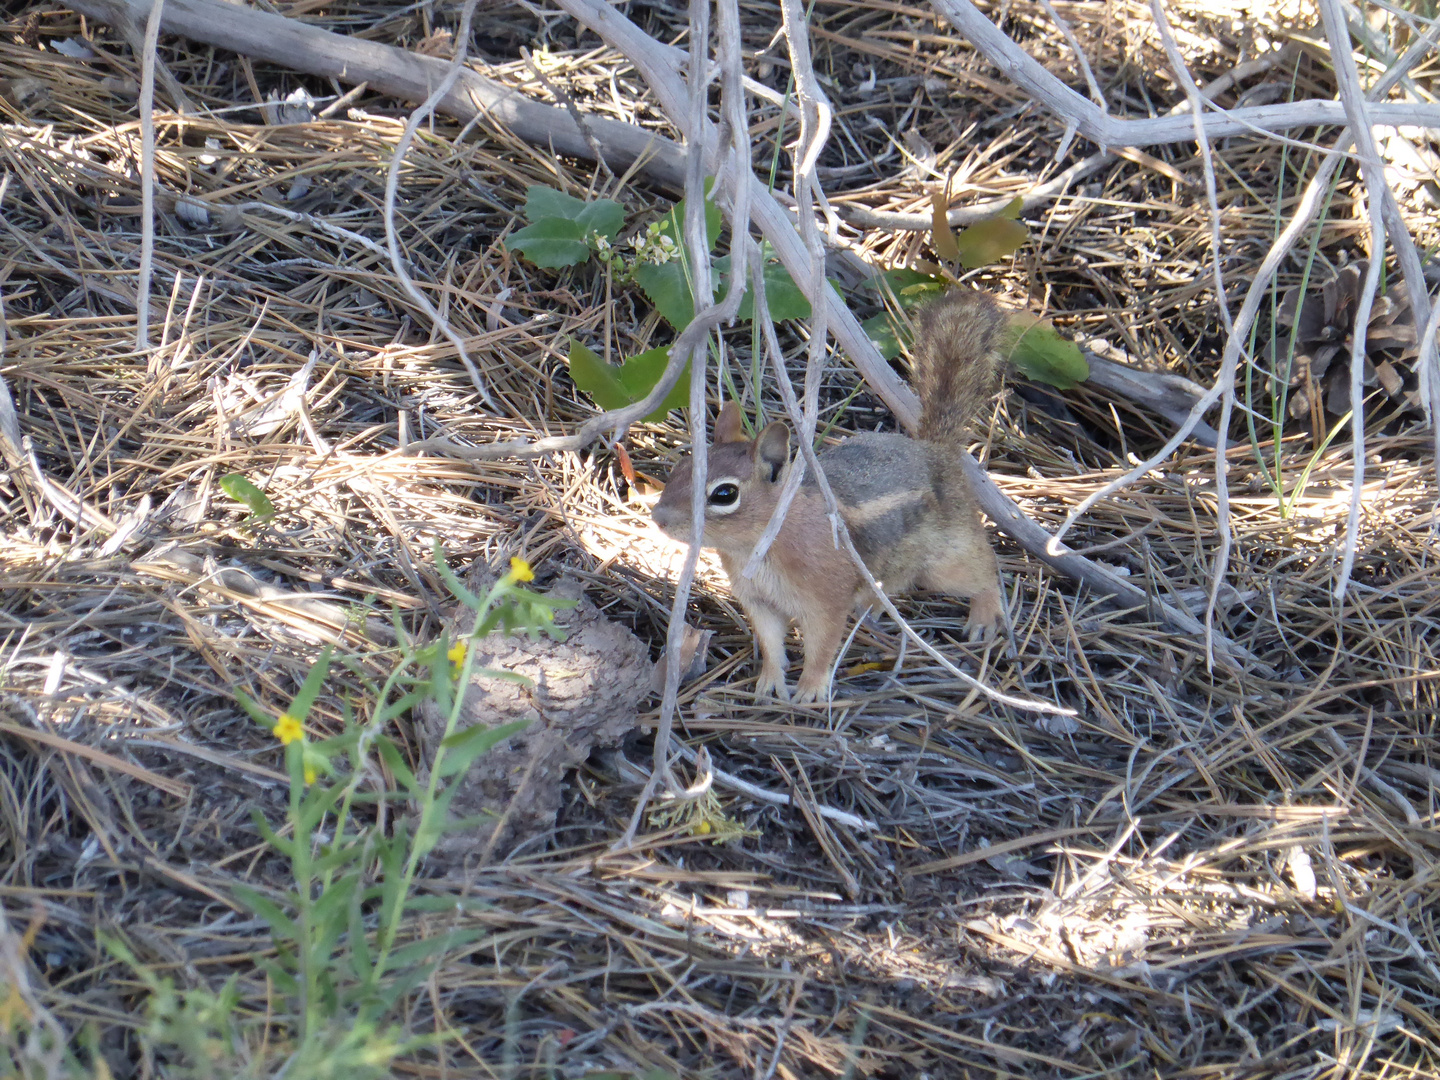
[287,647,332,723]
[432,539,482,609]
[567,340,691,421]
[219,473,274,521]
[1004,315,1090,389]
[505,218,591,269]
[997,195,1024,220]
[311,842,365,878]
[566,339,633,411]
[435,719,529,779]
[258,956,299,997]
[234,688,275,730]
[899,279,948,302]
[714,251,812,322]
[575,199,625,241]
[232,885,299,943]
[295,769,344,831]
[523,184,589,222]
[385,928,484,969]
[955,216,1028,269]
[633,261,697,330]
[743,261,810,321]
[617,345,693,419]
[374,830,409,934]
[866,268,944,299]
[509,188,627,274]
[412,784,463,859]
[248,807,294,857]
[375,735,418,794]
[508,588,580,612]
[311,874,359,933]
[634,184,723,330]
[862,312,906,361]
[374,689,427,726]
[348,890,372,980]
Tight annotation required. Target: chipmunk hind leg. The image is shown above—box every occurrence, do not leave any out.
[919,513,1004,641]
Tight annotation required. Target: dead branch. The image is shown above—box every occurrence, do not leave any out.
[133,0,163,349]
[930,0,1440,144]
[68,0,690,188]
[379,0,497,410]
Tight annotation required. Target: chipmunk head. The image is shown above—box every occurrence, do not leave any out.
[651,402,791,552]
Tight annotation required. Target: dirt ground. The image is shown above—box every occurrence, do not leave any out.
[2,0,1438,1076]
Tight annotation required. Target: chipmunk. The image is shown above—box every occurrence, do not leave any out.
[651,289,1006,703]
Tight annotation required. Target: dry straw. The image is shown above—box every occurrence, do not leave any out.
[1,0,1438,1076]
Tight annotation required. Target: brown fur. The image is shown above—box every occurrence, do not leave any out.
[651,290,1006,703]
[913,289,1006,448]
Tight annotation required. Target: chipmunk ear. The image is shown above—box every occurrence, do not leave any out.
[754,421,791,483]
[714,401,748,443]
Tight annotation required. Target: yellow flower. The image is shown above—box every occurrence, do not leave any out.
[303,766,317,785]
[273,713,304,745]
[508,556,534,583]
[447,641,467,666]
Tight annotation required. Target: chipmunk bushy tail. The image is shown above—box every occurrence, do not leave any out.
[912,290,1006,448]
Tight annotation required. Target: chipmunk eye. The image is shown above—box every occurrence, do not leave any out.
[707,481,740,509]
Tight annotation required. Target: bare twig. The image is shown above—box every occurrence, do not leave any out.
[0,261,122,537]
[1149,1,1237,666]
[381,0,497,411]
[134,0,165,350]
[929,0,1440,144]
[1317,0,1388,602]
[1043,15,1438,667]
[616,744,880,836]
[832,43,1304,233]
[616,0,756,848]
[831,151,1112,232]
[739,0,834,580]
[1038,0,1104,108]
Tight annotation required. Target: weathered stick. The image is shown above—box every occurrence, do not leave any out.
[69,0,689,188]
[930,0,1440,143]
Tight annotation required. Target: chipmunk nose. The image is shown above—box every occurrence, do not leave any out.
[650,498,676,532]
[651,498,690,539]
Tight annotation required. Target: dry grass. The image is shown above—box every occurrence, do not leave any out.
[2,0,1439,1076]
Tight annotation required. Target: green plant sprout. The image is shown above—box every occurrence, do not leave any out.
[219,472,276,522]
[1245,129,1348,520]
[648,785,757,844]
[510,180,1086,413]
[105,549,574,1078]
[507,182,812,419]
[505,185,625,269]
